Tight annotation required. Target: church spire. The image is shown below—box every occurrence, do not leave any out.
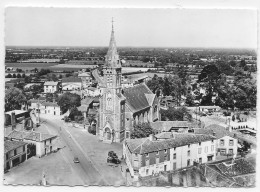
[105,18,121,68]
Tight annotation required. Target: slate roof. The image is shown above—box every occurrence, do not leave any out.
[8,130,57,142]
[125,133,215,154]
[150,121,190,132]
[194,124,235,139]
[62,77,82,83]
[4,140,27,153]
[44,81,58,86]
[122,83,153,113]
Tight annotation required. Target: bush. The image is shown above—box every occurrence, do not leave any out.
[88,125,96,135]
[223,111,231,116]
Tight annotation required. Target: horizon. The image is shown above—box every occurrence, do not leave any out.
[5,8,257,49]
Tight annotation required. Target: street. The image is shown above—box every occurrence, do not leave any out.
[4,114,125,186]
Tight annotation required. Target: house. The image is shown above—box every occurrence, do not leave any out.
[29,98,46,111]
[4,140,28,171]
[62,77,82,92]
[78,70,92,88]
[82,87,102,97]
[44,81,59,93]
[193,124,238,157]
[7,130,58,158]
[123,133,216,180]
[40,102,61,116]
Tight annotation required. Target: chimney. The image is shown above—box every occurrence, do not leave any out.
[149,134,155,141]
[11,112,16,130]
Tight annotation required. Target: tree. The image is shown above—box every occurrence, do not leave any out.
[24,76,32,83]
[217,61,234,76]
[130,123,156,139]
[22,73,26,78]
[12,74,17,78]
[17,74,22,78]
[232,115,235,122]
[160,107,192,121]
[146,74,164,97]
[45,92,58,102]
[198,64,221,106]
[6,74,12,78]
[57,92,81,114]
[5,87,27,111]
[240,59,246,68]
[185,93,195,106]
[68,107,83,121]
[30,84,44,97]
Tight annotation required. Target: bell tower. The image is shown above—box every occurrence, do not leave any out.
[99,19,125,143]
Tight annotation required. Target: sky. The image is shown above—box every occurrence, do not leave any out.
[5,8,257,48]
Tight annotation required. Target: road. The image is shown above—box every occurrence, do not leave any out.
[40,116,108,186]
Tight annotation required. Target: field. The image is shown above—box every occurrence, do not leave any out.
[5,62,156,73]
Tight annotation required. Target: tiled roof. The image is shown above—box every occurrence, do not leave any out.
[8,130,57,142]
[25,131,57,142]
[150,121,190,132]
[81,97,94,106]
[125,133,215,154]
[41,102,59,107]
[30,99,45,104]
[194,124,235,139]
[7,130,29,140]
[122,84,153,113]
[44,81,58,86]
[210,158,255,178]
[77,105,89,112]
[4,140,27,153]
[62,77,82,83]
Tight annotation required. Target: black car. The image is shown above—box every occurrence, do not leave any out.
[107,156,121,164]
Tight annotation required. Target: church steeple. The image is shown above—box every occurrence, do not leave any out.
[105,18,121,68]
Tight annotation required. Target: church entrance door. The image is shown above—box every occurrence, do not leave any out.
[104,127,111,140]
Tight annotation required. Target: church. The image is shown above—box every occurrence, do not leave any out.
[96,23,160,143]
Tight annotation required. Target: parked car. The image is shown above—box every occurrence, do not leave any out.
[107,151,121,164]
[73,157,80,163]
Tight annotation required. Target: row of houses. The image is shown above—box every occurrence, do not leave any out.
[123,124,239,180]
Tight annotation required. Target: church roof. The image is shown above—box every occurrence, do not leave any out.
[123,83,153,113]
[104,23,121,68]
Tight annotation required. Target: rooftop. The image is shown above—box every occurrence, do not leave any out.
[4,140,27,153]
[41,102,59,107]
[193,124,235,139]
[125,133,215,154]
[150,121,190,132]
[62,77,82,83]
[8,130,57,142]
[123,83,154,113]
[44,81,58,86]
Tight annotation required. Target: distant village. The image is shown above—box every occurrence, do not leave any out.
[4,26,257,187]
